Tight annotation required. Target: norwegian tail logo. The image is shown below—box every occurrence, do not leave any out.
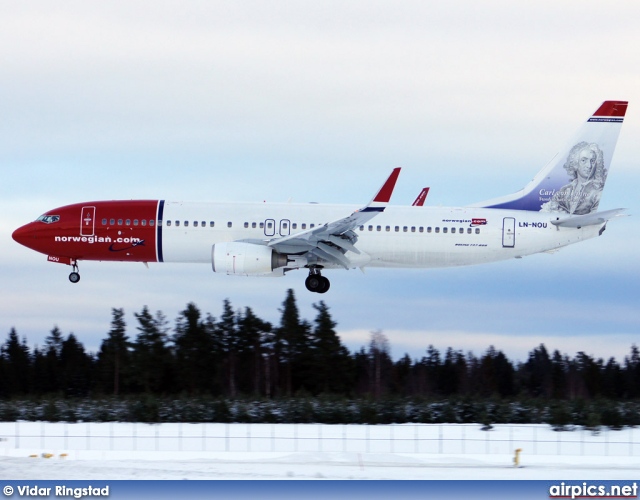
[473,101,628,214]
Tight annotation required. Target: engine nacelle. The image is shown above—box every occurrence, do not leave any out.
[212,242,288,276]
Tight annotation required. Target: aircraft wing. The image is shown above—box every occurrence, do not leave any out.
[550,208,628,228]
[267,168,401,268]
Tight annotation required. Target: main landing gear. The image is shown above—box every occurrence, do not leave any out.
[305,269,330,294]
[68,261,80,284]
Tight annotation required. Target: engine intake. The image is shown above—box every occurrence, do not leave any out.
[212,242,288,276]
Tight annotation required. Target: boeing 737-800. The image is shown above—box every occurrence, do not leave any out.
[12,101,628,293]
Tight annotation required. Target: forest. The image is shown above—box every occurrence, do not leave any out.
[1,289,639,428]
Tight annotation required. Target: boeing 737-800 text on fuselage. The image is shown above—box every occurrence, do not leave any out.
[12,101,628,293]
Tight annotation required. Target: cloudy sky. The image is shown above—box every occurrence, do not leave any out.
[1,1,639,363]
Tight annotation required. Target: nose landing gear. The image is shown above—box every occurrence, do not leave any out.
[305,269,330,294]
[68,261,80,284]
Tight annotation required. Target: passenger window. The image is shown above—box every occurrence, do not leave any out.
[359,225,364,231]
[210,221,215,227]
[310,224,315,228]
[102,218,107,225]
[133,219,139,226]
[259,222,264,228]
[244,222,249,228]
[475,228,480,234]
[419,227,424,233]
[411,227,416,232]
[267,222,273,228]
[427,227,432,233]
[385,226,390,232]
[395,226,399,232]
[451,227,456,234]
[252,222,257,228]
[201,221,205,227]
[167,220,172,227]
[184,221,189,227]
[227,222,233,228]
[141,220,147,226]
[125,219,131,226]
[376,225,381,231]
[194,221,198,227]
[176,221,180,227]
[435,227,440,233]
[110,219,115,225]
[150,220,155,227]
[443,227,448,233]
[117,219,123,226]
[301,223,307,229]
[467,228,471,234]
[368,225,373,231]
[403,226,408,232]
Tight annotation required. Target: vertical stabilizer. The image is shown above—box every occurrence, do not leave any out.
[471,101,627,214]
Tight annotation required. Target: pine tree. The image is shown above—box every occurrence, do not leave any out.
[309,301,352,395]
[43,326,64,393]
[1,329,31,396]
[275,289,311,396]
[522,344,553,398]
[173,303,215,394]
[236,307,272,396]
[97,308,130,395]
[60,333,93,397]
[423,345,442,396]
[216,299,241,397]
[132,306,173,394]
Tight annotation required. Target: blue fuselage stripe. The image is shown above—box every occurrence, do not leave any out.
[157,200,165,262]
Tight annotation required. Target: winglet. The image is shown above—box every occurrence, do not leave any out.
[412,187,430,207]
[370,167,401,205]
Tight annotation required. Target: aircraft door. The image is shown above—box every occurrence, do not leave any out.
[264,219,276,237]
[279,219,291,236]
[502,217,515,248]
[80,206,96,236]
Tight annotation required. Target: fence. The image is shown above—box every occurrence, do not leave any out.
[0,422,637,456]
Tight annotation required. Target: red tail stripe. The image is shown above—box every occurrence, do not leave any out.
[593,101,628,117]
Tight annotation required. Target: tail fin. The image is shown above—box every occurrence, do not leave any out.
[471,101,628,214]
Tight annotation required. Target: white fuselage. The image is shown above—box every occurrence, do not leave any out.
[160,201,602,270]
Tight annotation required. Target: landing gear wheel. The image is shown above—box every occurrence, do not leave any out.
[305,274,330,293]
[305,274,322,292]
[317,276,330,294]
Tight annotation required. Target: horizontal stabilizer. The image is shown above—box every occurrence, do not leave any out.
[550,208,627,228]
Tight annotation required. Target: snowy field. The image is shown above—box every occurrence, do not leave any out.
[1,422,639,480]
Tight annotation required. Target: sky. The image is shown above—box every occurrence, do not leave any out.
[1,0,639,364]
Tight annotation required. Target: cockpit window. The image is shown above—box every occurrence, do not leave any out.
[36,215,60,224]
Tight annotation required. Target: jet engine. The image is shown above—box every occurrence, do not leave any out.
[212,242,288,276]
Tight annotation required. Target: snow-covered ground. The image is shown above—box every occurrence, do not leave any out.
[1,422,639,480]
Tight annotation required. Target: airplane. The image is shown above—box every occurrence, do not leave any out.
[12,100,628,294]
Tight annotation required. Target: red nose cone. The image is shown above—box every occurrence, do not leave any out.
[12,223,36,248]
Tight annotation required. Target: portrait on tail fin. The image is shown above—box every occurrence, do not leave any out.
[541,142,606,215]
